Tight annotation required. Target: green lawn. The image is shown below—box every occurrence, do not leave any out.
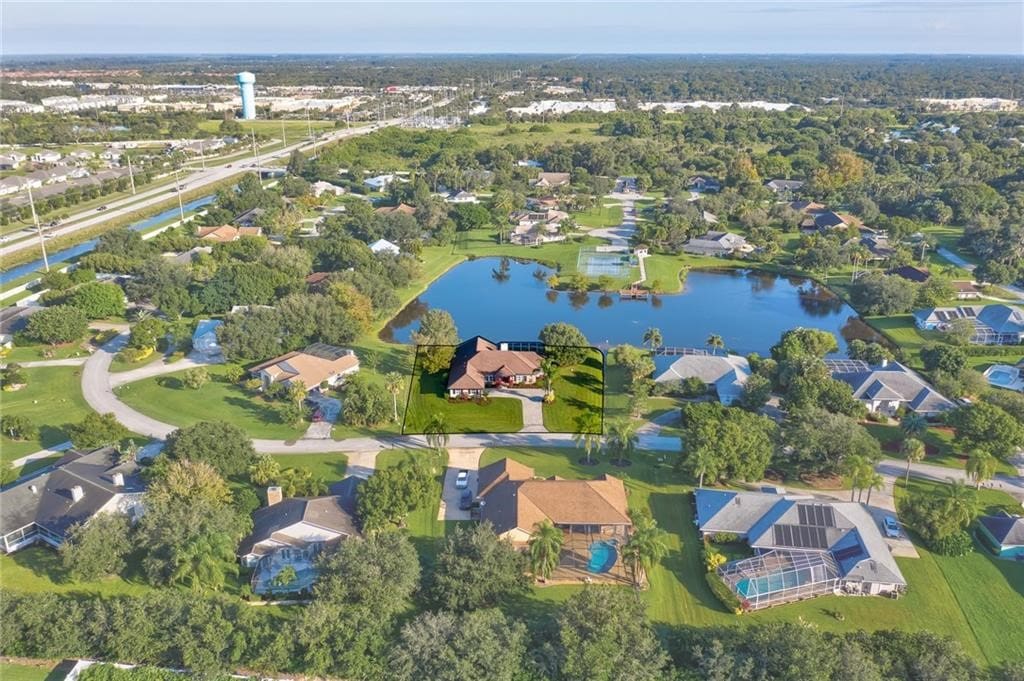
[270,453,349,483]
[3,340,92,363]
[864,423,1017,476]
[466,121,607,149]
[542,348,605,433]
[0,366,94,465]
[0,546,154,597]
[114,364,307,440]
[573,203,624,229]
[477,446,1024,665]
[402,362,523,434]
[0,662,63,681]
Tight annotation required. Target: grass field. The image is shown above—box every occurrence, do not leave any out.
[0,545,154,597]
[542,348,605,433]
[196,118,337,140]
[573,203,624,229]
[114,364,307,440]
[466,121,608,149]
[476,446,1024,665]
[0,366,93,465]
[402,362,523,434]
[0,662,63,681]
[270,453,349,483]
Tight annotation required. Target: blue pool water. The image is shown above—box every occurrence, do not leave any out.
[988,369,1017,386]
[587,540,618,573]
[736,571,801,597]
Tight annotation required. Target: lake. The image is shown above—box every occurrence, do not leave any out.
[382,257,872,357]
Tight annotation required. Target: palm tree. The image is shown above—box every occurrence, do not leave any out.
[384,372,405,423]
[966,449,998,490]
[642,327,663,353]
[528,520,564,581]
[170,531,236,592]
[900,437,926,486]
[900,414,927,439]
[621,515,669,588]
[607,418,639,466]
[863,471,885,506]
[424,413,450,452]
[691,446,717,488]
[940,479,977,529]
[573,413,603,465]
[843,454,871,501]
[705,334,725,355]
[541,358,558,396]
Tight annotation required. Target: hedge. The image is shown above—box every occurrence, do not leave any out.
[705,572,744,615]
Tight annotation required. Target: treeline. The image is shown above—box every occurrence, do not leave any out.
[2,585,1019,681]
[7,55,1022,102]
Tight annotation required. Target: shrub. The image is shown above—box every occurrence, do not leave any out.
[702,545,726,572]
[931,530,973,557]
[711,532,739,544]
[222,364,245,383]
[182,367,210,390]
[705,571,744,614]
[1,414,39,441]
[118,346,154,364]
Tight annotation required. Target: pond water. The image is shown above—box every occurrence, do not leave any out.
[382,257,871,358]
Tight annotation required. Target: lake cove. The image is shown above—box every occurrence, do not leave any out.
[382,257,871,356]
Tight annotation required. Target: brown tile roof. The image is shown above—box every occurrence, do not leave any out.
[197,224,262,242]
[446,336,543,391]
[789,200,827,214]
[477,459,631,536]
[374,202,416,216]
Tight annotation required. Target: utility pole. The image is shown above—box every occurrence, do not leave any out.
[306,105,313,141]
[27,184,49,272]
[199,139,206,170]
[173,167,185,223]
[125,152,137,195]
[280,118,287,147]
[251,130,263,187]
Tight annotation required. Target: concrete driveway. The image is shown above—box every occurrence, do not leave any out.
[492,387,547,433]
[304,393,341,439]
[438,447,484,521]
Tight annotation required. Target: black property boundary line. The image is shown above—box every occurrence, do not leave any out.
[400,342,606,436]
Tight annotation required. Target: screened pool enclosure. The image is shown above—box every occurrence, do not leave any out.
[717,549,840,610]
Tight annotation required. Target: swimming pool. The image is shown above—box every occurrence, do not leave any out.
[587,540,618,573]
[983,365,1024,391]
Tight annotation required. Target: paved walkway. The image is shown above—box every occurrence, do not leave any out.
[5,357,88,368]
[937,247,1024,300]
[9,441,73,468]
[109,353,220,387]
[493,387,547,433]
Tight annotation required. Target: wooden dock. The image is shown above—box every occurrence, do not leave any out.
[619,288,649,300]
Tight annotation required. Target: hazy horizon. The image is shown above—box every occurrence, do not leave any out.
[3,1,1022,57]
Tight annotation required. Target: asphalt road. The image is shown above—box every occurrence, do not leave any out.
[0,121,394,259]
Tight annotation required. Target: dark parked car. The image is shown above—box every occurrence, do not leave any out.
[458,488,474,511]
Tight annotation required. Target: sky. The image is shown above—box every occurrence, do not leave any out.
[3,1,1022,56]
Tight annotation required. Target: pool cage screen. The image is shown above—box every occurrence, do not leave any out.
[718,549,840,610]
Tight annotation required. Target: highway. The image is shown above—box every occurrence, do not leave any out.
[0,121,395,260]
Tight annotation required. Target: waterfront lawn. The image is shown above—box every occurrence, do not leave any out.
[0,545,153,597]
[402,365,523,434]
[478,447,1018,664]
[0,366,94,465]
[542,348,605,433]
[114,364,307,440]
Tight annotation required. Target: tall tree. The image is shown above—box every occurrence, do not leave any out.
[573,412,603,464]
[621,511,669,588]
[384,372,405,423]
[900,437,926,485]
[424,413,450,452]
[412,309,460,373]
[607,418,639,466]
[431,521,529,611]
[164,421,256,478]
[642,327,663,352]
[965,449,998,490]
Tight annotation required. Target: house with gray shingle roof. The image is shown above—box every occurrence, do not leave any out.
[977,513,1024,561]
[654,353,751,405]
[0,447,145,554]
[825,358,953,416]
[695,488,906,609]
[914,304,1024,345]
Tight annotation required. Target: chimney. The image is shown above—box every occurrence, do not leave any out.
[70,485,84,503]
[29,484,38,495]
[111,472,125,487]
[880,358,889,368]
[266,486,283,506]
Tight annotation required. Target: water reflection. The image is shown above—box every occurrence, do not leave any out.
[382,258,859,356]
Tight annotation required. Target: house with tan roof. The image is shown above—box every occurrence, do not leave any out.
[476,458,633,582]
[446,336,544,398]
[374,202,416,216]
[249,343,360,393]
[531,172,571,188]
[197,224,262,243]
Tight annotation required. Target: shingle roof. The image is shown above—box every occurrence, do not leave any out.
[477,459,631,535]
[979,514,1024,547]
[0,447,144,539]
[825,360,954,414]
[238,495,359,556]
[249,344,359,389]
[446,336,543,391]
[655,354,750,385]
